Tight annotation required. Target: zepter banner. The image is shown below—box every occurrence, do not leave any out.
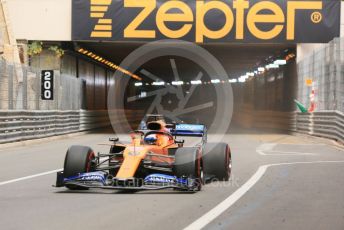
[72,0,340,43]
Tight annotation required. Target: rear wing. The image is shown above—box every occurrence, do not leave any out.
[170,124,207,137]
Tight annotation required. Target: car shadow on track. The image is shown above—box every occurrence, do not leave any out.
[54,189,196,195]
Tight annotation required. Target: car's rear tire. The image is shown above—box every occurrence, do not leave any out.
[173,147,203,191]
[63,145,95,190]
[203,143,231,182]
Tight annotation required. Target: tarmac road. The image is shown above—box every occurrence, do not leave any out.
[0,129,343,230]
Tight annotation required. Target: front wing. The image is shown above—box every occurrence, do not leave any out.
[55,171,199,191]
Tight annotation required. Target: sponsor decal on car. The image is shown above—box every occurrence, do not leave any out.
[144,174,176,184]
[144,174,189,185]
[64,172,106,183]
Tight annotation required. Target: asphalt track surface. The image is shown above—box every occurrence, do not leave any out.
[0,129,343,230]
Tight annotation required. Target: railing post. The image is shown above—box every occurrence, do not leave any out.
[35,70,40,110]
[22,67,27,110]
[8,64,13,110]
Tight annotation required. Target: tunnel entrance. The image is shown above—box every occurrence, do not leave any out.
[75,41,296,131]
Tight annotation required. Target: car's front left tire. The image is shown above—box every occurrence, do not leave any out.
[63,145,95,190]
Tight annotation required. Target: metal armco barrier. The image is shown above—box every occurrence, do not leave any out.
[0,110,143,144]
[296,111,344,144]
[233,106,343,144]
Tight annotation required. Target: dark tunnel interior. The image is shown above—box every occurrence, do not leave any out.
[78,41,297,132]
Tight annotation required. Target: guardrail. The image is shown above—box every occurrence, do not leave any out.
[0,110,144,144]
[233,106,343,144]
[296,111,344,144]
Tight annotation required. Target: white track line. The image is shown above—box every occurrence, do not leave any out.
[0,169,62,186]
[184,160,344,230]
[184,164,268,230]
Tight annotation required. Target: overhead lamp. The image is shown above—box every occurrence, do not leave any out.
[238,77,246,83]
[274,59,287,65]
[266,64,279,69]
[135,82,143,87]
[211,79,220,84]
[247,72,254,77]
[191,80,202,85]
[229,79,238,83]
[172,81,184,85]
[77,47,142,80]
[258,67,265,72]
[152,82,165,86]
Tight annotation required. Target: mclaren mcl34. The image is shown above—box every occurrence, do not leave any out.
[55,118,232,192]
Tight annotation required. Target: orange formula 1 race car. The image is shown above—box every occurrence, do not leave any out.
[55,120,232,192]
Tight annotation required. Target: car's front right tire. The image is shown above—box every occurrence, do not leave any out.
[202,143,232,182]
[173,147,203,191]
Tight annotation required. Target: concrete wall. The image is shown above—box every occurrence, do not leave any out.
[341,2,344,38]
[296,43,323,63]
[29,50,111,110]
[7,0,71,41]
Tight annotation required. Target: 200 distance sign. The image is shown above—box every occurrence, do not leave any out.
[41,70,54,100]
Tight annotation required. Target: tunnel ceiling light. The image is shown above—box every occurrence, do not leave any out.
[135,82,143,87]
[238,77,246,83]
[266,64,279,69]
[274,60,287,65]
[229,79,238,83]
[211,79,220,84]
[152,81,165,86]
[247,72,254,77]
[191,80,202,85]
[258,67,265,72]
[172,81,184,85]
[77,47,142,81]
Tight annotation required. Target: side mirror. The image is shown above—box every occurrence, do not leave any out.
[109,137,119,143]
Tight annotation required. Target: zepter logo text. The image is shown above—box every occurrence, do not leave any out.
[123,0,323,42]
